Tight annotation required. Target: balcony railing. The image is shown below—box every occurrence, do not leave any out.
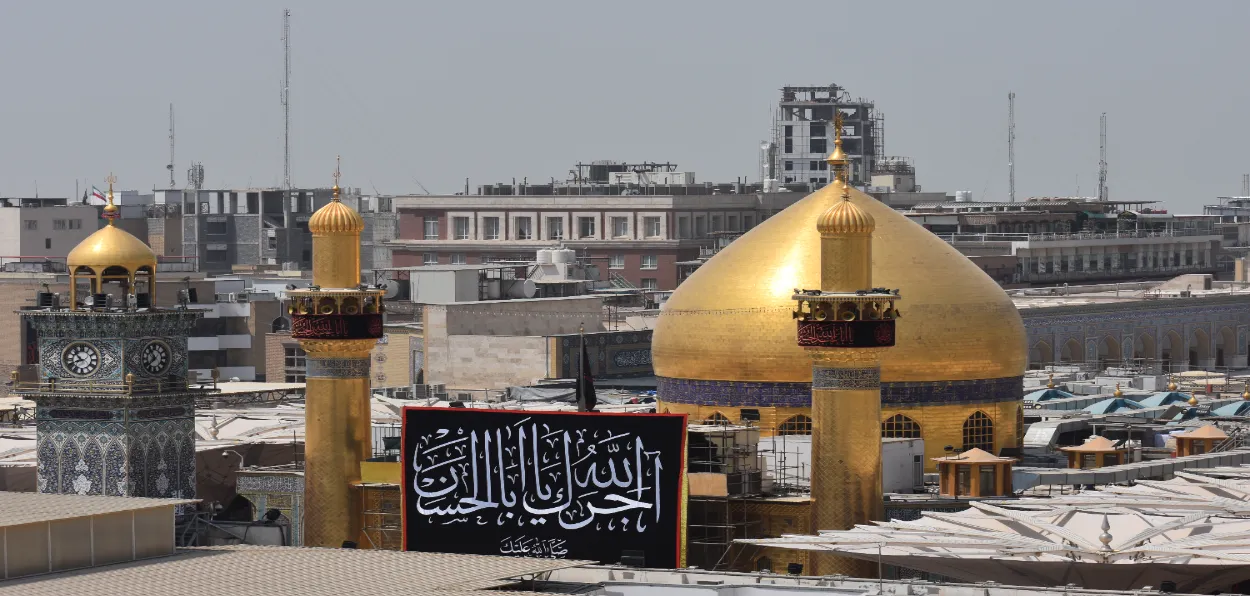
[10,373,218,395]
[939,229,1218,243]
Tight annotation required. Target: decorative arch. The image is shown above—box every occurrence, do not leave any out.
[1163,330,1184,372]
[1061,338,1083,363]
[1098,336,1121,368]
[1217,326,1236,368]
[777,415,813,436]
[962,411,994,453]
[702,412,732,426]
[881,414,921,439]
[271,316,291,333]
[1030,340,1054,369]
[1192,327,1211,369]
[1136,333,1157,369]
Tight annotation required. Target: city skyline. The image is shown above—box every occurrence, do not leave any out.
[0,0,1247,210]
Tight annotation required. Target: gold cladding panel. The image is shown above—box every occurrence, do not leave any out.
[302,376,372,548]
[312,235,363,289]
[652,184,1026,384]
[809,387,881,577]
[657,400,1022,473]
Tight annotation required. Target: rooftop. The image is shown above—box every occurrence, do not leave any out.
[0,544,585,596]
[0,492,197,527]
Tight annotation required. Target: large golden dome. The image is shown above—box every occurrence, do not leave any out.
[653,184,1025,384]
[67,223,157,274]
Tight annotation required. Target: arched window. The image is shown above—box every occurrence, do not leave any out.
[702,412,732,425]
[777,415,813,436]
[962,411,995,453]
[881,414,921,439]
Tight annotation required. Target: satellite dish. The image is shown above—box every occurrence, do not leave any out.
[383,280,401,300]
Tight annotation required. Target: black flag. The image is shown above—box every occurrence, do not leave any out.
[576,340,597,412]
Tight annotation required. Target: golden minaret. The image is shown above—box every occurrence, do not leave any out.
[287,157,386,547]
[792,116,900,576]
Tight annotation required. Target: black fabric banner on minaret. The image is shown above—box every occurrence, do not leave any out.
[577,339,597,412]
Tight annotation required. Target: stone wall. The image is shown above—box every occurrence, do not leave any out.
[430,334,548,391]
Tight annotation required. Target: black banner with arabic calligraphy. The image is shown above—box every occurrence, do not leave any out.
[402,407,687,567]
[290,313,383,339]
[796,320,895,348]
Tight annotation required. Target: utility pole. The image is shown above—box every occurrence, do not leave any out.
[167,104,176,189]
[1008,92,1016,203]
[1242,174,1248,196]
[281,9,292,191]
[1098,113,1108,201]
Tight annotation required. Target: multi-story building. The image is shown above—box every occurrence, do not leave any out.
[769,84,882,186]
[390,181,807,290]
[163,187,394,275]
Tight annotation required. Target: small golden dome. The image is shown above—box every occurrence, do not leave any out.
[1113,384,1122,397]
[67,224,157,274]
[1241,386,1249,401]
[1168,377,1179,392]
[308,197,365,235]
[816,197,875,236]
[1047,374,1056,389]
[1188,394,1200,407]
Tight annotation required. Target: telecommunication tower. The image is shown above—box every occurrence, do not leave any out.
[281,9,292,190]
[1008,92,1016,203]
[1098,113,1108,201]
[167,104,176,189]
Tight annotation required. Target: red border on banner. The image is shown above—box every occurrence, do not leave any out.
[399,406,689,561]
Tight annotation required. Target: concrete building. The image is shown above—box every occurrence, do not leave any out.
[770,84,882,186]
[164,187,395,275]
[184,278,283,382]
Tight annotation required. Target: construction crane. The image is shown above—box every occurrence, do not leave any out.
[1008,92,1016,203]
[1098,113,1108,201]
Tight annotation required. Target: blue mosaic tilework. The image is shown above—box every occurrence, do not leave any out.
[657,375,1024,407]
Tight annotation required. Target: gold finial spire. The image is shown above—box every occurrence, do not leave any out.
[1047,373,1055,389]
[1242,385,1249,401]
[332,155,341,201]
[826,112,850,200]
[103,173,119,225]
[1113,383,1122,397]
[1167,376,1179,392]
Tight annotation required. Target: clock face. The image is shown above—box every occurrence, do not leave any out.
[141,341,171,375]
[62,343,100,376]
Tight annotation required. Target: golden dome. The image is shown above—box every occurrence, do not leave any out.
[1188,395,1200,407]
[1113,384,1123,397]
[67,222,157,274]
[308,194,365,235]
[1242,387,1249,401]
[816,197,874,236]
[652,183,1026,384]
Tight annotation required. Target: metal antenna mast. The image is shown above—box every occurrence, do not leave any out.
[1098,112,1108,201]
[281,8,291,190]
[167,104,176,189]
[1008,92,1016,202]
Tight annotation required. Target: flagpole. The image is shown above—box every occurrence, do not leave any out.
[578,323,585,412]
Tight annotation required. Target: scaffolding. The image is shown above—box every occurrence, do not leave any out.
[361,484,402,550]
[772,85,883,188]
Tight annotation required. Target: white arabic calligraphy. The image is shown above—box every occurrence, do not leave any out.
[411,422,664,533]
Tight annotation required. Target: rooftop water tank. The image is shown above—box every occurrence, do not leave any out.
[955,190,973,203]
[536,249,554,265]
[553,249,576,264]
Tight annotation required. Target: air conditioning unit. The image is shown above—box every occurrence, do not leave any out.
[430,383,446,395]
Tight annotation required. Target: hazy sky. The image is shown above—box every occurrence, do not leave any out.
[1,1,1247,211]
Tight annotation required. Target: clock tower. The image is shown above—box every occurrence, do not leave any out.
[14,180,212,498]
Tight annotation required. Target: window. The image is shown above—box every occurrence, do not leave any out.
[783,161,794,171]
[962,411,995,453]
[702,412,732,425]
[423,217,439,239]
[546,217,564,240]
[727,215,738,231]
[53,219,66,230]
[739,409,761,423]
[609,254,625,269]
[695,216,707,237]
[784,139,793,153]
[743,215,754,229]
[777,415,813,436]
[882,414,921,439]
[1081,453,1097,468]
[515,217,532,240]
[483,217,500,240]
[640,278,658,290]
[710,216,722,232]
[45,238,51,250]
[611,216,629,238]
[783,125,792,137]
[641,255,658,270]
[979,466,996,494]
[68,219,82,230]
[206,249,228,263]
[284,345,306,383]
[809,123,826,137]
[23,220,36,230]
[268,236,278,250]
[810,138,827,153]
[578,217,596,239]
[453,217,470,240]
[422,252,438,265]
[956,465,971,495]
[677,217,690,239]
[206,220,228,235]
[643,216,661,238]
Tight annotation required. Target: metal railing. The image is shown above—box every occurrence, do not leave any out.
[10,373,218,395]
[938,229,1219,243]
